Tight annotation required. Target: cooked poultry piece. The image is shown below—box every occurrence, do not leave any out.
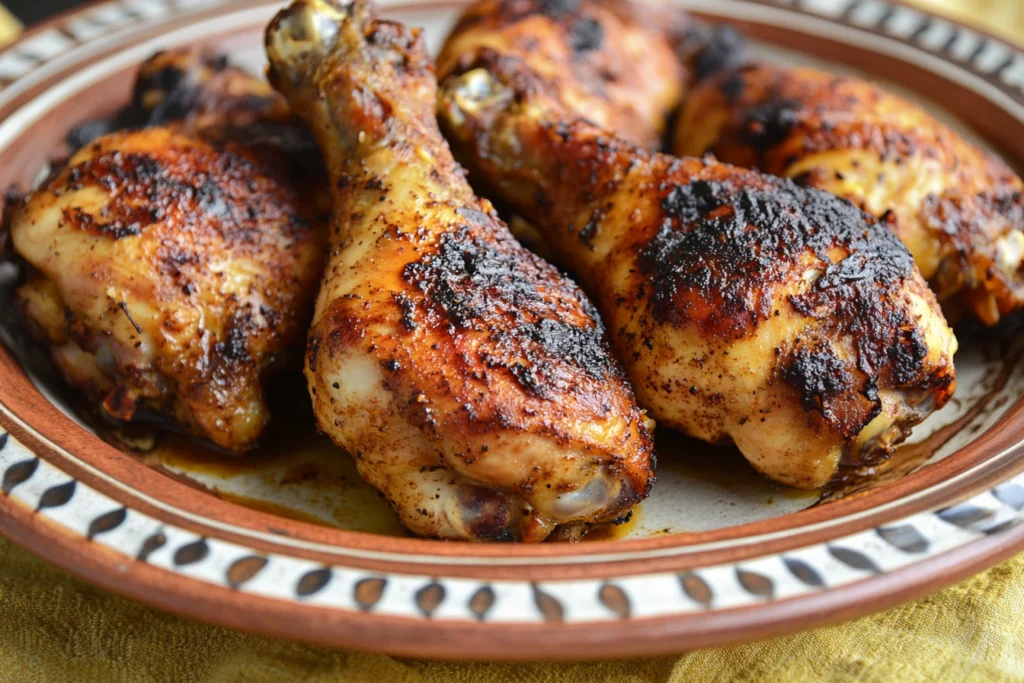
[437,0,685,149]
[128,48,293,130]
[70,49,327,196]
[265,0,655,541]
[675,22,746,88]
[438,54,958,488]
[67,48,297,152]
[10,59,329,451]
[122,48,329,206]
[673,62,1024,326]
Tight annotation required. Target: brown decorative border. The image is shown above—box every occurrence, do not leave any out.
[1,424,1022,659]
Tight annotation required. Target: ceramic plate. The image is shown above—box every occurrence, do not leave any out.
[1,0,1024,660]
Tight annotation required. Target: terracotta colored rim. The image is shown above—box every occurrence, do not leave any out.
[0,0,1022,659]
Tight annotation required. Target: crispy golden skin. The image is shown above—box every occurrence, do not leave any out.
[439,55,958,489]
[265,0,654,540]
[10,52,328,451]
[673,63,1024,326]
[12,129,327,451]
[437,0,685,149]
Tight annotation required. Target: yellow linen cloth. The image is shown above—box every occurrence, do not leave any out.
[0,4,16,46]
[1,1,1024,681]
[0,534,1021,681]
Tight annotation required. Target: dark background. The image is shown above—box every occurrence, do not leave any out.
[7,0,80,26]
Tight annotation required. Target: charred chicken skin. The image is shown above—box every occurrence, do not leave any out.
[265,0,655,540]
[66,48,298,152]
[437,0,685,149]
[128,48,293,130]
[438,53,957,488]
[10,54,328,452]
[674,62,1024,326]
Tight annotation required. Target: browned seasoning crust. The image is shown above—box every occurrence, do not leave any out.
[10,51,329,452]
[641,174,952,446]
[674,62,1024,326]
[438,50,958,488]
[437,0,685,149]
[266,0,654,541]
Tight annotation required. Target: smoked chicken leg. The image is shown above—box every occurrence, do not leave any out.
[265,0,654,540]
[438,53,958,488]
[437,0,685,149]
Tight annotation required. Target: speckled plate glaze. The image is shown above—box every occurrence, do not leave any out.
[1,0,1024,660]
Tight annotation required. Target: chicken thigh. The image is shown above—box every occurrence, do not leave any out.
[10,58,328,451]
[674,63,1024,326]
[438,54,958,488]
[265,0,654,540]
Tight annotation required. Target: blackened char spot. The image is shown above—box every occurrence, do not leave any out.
[782,344,859,414]
[540,0,580,19]
[501,318,613,394]
[60,153,167,238]
[741,97,803,157]
[887,328,928,385]
[139,65,201,124]
[687,24,747,81]
[402,224,613,396]
[215,318,253,363]
[207,121,323,183]
[66,51,297,156]
[578,207,603,248]
[133,52,238,127]
[719,71,746,102]
[570,17,604,54]
[641,175,915,364]
[67,61,200,151]
[394,292,417,331]
[402,227,540,329]
[643,178,912,329]
[660,179,721,225]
